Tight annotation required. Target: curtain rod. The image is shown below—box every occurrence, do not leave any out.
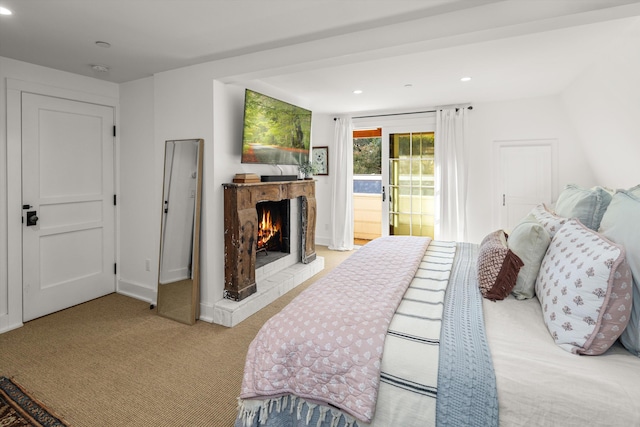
[334,106,472,120]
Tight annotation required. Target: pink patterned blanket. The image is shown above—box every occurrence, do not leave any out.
[239,236,431,423]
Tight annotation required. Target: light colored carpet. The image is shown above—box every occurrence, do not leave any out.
[0,245,355,427]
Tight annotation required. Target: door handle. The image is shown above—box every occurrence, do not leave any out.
[382,186,386,202]
[26,211,38,226]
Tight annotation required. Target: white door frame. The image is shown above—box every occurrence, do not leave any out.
[4,78,119,332]
[491,138,559,231]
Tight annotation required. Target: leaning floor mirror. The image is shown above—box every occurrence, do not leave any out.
[157,138,204,325]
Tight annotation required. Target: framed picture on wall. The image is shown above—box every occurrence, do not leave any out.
[312,146,329,176]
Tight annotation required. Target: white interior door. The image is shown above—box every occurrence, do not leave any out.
[497,141,555,232]
[22,93,115,321]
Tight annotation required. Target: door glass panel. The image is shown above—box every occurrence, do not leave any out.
[393,213,411,235]
[353,134,382,244]
[389,132,435,237]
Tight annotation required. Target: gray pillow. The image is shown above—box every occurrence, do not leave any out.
[508,215,551,300]
[599,190,640,356]
[554,184,612,231]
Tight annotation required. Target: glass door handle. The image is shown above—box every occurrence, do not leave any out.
[382,186,386,202]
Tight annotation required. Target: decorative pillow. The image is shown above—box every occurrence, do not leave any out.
[508,216,551,300]
[536,219,632,355]
[554,184,612,231]
[477,230,524,301]
[599,190,640,356]
[530,203,567,238]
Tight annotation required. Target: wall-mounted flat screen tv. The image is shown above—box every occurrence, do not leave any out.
[241,89,312,166]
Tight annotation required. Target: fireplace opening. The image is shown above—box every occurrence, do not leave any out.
[256,200,290,268]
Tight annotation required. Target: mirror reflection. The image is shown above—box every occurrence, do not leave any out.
[157,138,203,325]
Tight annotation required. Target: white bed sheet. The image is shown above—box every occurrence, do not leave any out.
[484,295,640,427]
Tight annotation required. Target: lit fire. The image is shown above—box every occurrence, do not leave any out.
[257,209,281,250]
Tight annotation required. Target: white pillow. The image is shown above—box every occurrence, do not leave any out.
[536,219,632,355]
[530,203,567,238]
[599,190,640,356]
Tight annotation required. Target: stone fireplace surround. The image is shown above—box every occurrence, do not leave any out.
[214,180,324,327]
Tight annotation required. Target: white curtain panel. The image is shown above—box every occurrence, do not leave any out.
[434,108,469,242]
[329,117,354,251]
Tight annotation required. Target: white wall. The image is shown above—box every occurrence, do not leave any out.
[309,114,335,246]
[310,95,595,246]
[562,31,640,189]
[152,64,216,319]
[467,95,594,243]
[0,56,119,333]
[118,77,157,302]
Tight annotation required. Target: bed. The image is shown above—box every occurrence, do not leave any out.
[235,185,640,427]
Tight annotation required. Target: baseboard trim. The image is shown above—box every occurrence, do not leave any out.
[315,236,331,246]
[0,317,23,335]
[198,302,214,323]
[117,279,157,305]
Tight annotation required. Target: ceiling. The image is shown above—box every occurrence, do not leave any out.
[2,0,640,114]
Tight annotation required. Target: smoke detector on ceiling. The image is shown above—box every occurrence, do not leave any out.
[91,64,110,73]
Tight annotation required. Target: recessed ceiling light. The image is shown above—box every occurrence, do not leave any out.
[0,6,12,15]
[91,64,110,73]
[95,41,111,48]
[353,90,363,95]
[460,76,472,82]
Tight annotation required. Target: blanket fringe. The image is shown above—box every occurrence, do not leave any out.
[237,397,363,427]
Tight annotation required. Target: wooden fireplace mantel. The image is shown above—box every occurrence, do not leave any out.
[223,180,316,301]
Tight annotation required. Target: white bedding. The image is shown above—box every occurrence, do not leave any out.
[484,295,640,426]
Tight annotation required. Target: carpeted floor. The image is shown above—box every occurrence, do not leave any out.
[0,245,356,427]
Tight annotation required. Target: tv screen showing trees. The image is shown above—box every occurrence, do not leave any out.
[241,89,312,165]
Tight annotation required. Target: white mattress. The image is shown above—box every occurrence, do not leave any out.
[484,295,640,426]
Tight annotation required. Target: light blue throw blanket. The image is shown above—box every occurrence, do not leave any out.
[437,243,499,427]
